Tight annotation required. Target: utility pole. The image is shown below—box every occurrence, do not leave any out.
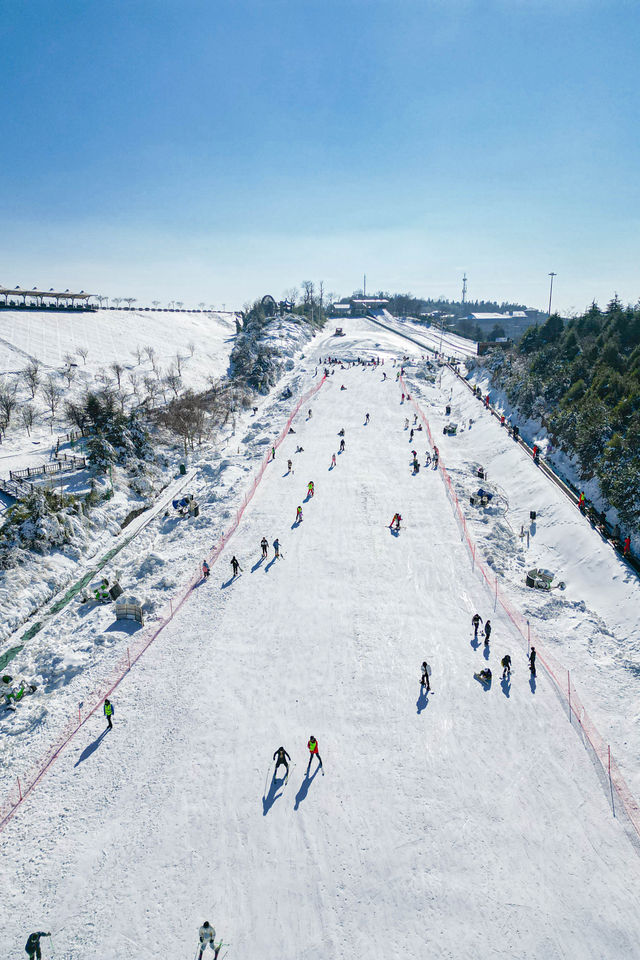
[462,273,467,304]
[548,272,557,316]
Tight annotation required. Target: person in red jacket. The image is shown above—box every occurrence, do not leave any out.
[623,536,631,556]
[307,735,323,775]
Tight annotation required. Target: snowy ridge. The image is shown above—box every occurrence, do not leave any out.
[400,373,640,845]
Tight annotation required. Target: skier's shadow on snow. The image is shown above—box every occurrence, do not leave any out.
[303,493,312,503]
[221,576,236,589]
[529,675,537,693]
[74,728,109,767]
[264,556,277,573]
[500,677,511,698]
[416,686,429,714]
[251,557,264,573]
[291,520,301,530]
[389,528,400,538]
[294,767,320,810]
[262,774,286,815]
[483,645,490,661]
[470,634,480,650]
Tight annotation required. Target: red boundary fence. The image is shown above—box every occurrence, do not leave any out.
[0,376,326,833]
[399,374,640,842]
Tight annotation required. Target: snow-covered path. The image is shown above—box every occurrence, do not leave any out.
[3,353,640,959]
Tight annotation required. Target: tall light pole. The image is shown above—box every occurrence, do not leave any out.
[548,272,557,316]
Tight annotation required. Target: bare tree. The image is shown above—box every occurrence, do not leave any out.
[187,340,196,357]
[110,362,124,388]
[128,371,141,402]
[143,345,156,365]
[21,403,36,436]
[23,360,41,398]
[124,297,136,309]
[165,368,182,398]
[63,365,76,387]
[115,388,128,413]
[175,351,183,375]
[42,375,63,427]
[198,302,205,310]
[112,297,122,308]
[95,368,112,387]
[77,346,89,365]
[176,301,184,310]
[152,300,160,309]
[63,352,75,367]
[132,345,143,365]
[0,380,19,425]
[143,375,159,408]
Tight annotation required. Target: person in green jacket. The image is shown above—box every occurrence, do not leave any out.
[104,698,114,731]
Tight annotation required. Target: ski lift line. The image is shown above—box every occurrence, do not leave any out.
[446,363,640,575]
[366,313,477,358]
[398,374,640,846]
[0,376,327,835]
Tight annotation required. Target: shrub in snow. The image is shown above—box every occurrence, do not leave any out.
[1,489,77,554]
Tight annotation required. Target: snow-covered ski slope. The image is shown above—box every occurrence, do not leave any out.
[368,308,478,358]
[3,317,640,960]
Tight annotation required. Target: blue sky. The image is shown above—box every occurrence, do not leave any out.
[1,0,638,312]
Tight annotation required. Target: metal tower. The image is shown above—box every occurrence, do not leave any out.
[462,274,467,303]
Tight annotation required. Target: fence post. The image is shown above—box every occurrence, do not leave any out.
[494,576,498,611]
[527,620,530,654]
[608,744,611,775]
[170,598,173,615]
[568,671,571,723]
[78,704,81,725]
[127,647,131,668]
[17,777,22,801]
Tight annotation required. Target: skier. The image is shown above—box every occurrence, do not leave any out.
[529,647,537,676]
[413,414,418,425]
[389,513,401,531]
[231,556,242,577]
[339,438,345,452]
[501,654,512,679]
[404,418,409,429]
[338,428,345,436]
[308,408,312,418]
[340,384,347,390]
[287,459,293,473]
[471,613,483,638]
[273,538,281,558]
[382,372,387,380]
[624,536,631,556]
[104,698,114,731]
[307,480,315,498]
[365,412,370,424]
[25,932,51,960]
[202,560,210,579]
[424,452,431,467]
[261,537,268,559]
[296,505,303,524]
[271,446,276,460]
[307,735,323,774]
[197,921,221,959]
[273,746,291,777]
[420,661,431,691]
[410,429,414,441]
[401,393,405,402]
[412,458,419,474]
[331,453,337,468]
[484,620,492,645]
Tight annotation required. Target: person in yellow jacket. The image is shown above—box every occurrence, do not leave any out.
[306,736,323,776]
[104,698,114,731]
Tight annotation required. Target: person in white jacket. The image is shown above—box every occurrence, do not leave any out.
[198,921,221,959]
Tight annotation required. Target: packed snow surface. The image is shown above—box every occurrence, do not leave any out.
[2,316,640,959]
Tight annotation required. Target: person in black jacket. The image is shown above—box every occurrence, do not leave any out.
[25,932,51,960]
[273,746,291,777]
[260,537,268,559]
[529,647,537,676]
[471,613,483,638]
[484,620,492,646]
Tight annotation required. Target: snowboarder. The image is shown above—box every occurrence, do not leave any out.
[401,393,405,402]
[307,735,323,774]
[501,655,511,679]
[273,538,281,558]
[338,428,345,436]
[231,556,242,577]
[307,481,315,498]
[475,668,492,685]
[104,698,113,731]
[197,922,221,959]
[471,613,483,638]
[287,459,293,472]
[365,412,370,424]
[529,647,537,676]
[413,414,418,425]
[412,458,419,473]
[339,438,345,452]
[424,452,431,467]
[331,453,337,468]
[261,537,268,559]
[340,384,347,390]
[25,932,51,960]
[273,746,291,776]
[295,445,304,453]
[420,661,431,691]
[296,505,303,523]
[389,513,401,531]
[484,620,492,645]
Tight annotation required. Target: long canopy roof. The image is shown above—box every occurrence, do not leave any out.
[0,287,93,300]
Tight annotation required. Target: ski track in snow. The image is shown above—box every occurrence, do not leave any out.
[1,316,640,959]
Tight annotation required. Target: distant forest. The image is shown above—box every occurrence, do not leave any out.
[482,297,640,531]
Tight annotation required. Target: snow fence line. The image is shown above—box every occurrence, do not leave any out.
[399,374,640,845]
[0,375,327,834]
